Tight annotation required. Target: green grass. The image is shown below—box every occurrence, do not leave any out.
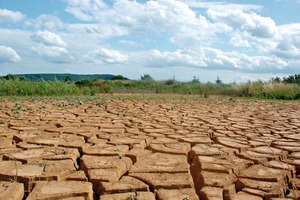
[0,79,299,100]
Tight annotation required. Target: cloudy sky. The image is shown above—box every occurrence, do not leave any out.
[0,0,300,82]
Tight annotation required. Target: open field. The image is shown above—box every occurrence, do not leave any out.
[0,95,300,199]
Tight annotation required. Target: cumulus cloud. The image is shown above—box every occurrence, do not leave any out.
[85,48,128,64]
[183,0,262,11]
[0,45,21,63]
[25,14,63,30]
[273,23,300,58]
[207,9,278,38]
[136,49,207,68]
[63,0,107,21]
[30,30,72,63]
[64,0,210,36]
[0,9,25,23]
[199,47,288,71]
[32,45,73,64]
[31,30,67,47]
[132,47,289,72]
[229,32,251,47]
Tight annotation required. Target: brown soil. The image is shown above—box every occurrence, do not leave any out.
[0,96,300,199]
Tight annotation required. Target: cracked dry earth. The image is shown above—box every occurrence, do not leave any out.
[0,97,300,200]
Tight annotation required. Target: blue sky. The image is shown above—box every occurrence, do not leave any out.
[0,0,300,82]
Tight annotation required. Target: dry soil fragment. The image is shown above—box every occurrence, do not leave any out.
[83,144,129,156]
[129,153,189,173]
[80,155,132,190]
[0,181,24,200]
[199,171,237,188]
[238,165,289,182]
[179,136,213,145]
[215,137,249,150]
[108,137,147,148]
[242,187,282,199]
[236,178,285,197]
[125,148,152,163]
[156,188,199,200]
[100,191,155,200]
[251,146,287,157]
[129,172,194,190]
[149,142,191,155]
[26,181,93,200]
[230,191,263,200]
[199,186,223,200]
[190,144,237,157]
[99,176,149,194]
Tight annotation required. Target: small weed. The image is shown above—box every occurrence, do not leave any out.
[171,106,177,111]
[183,197,190,200]
[41,105,48,109]
[61,148,69,155]
[127,191,139,200]
[96,101,106,107]
[87,138,94,146]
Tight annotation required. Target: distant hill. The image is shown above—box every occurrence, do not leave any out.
[10,73,116,81]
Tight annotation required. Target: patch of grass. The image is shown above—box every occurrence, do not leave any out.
[0,79,299,100]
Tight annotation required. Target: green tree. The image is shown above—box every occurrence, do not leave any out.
[216,77,222,84]
[64,74,73,82]
[141,74,154,81]
[3,74,17,80]
[283,74,300,84]
[191,76,200,83]
[111,75,129,80]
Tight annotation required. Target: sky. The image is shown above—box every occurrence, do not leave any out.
[0,0,300,83]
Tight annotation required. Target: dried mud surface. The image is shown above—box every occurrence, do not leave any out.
[0,96,300,200]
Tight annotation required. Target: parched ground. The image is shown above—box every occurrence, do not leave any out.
[0,95,300,200]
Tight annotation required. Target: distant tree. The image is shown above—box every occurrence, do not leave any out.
[216,77,222,84]
[191,76,200,83]
[283,74,300,84]
[75,79,92,88]
[111,75,129,80]
[270,77,281,83]
[165,78,176,85]
[141,74,154,81]
[64,74,73,82]
[3,74,17,80]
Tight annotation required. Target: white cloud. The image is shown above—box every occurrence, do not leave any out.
[30,30,72,63]
[25,14,63,30]
[0,9,25,23]
[131,47,289,72]
[85,48,128,64]
[200,47,288,71]
[207,9,278,38]
[63,0,107,21]
[183,0,262,11]
[31,30,67,47]
[31,45,73,64]
[229,32,251,47]
[0,45,21,63]
[64,0,210,36]
[273,23,300,58]
[136,49,207,68]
